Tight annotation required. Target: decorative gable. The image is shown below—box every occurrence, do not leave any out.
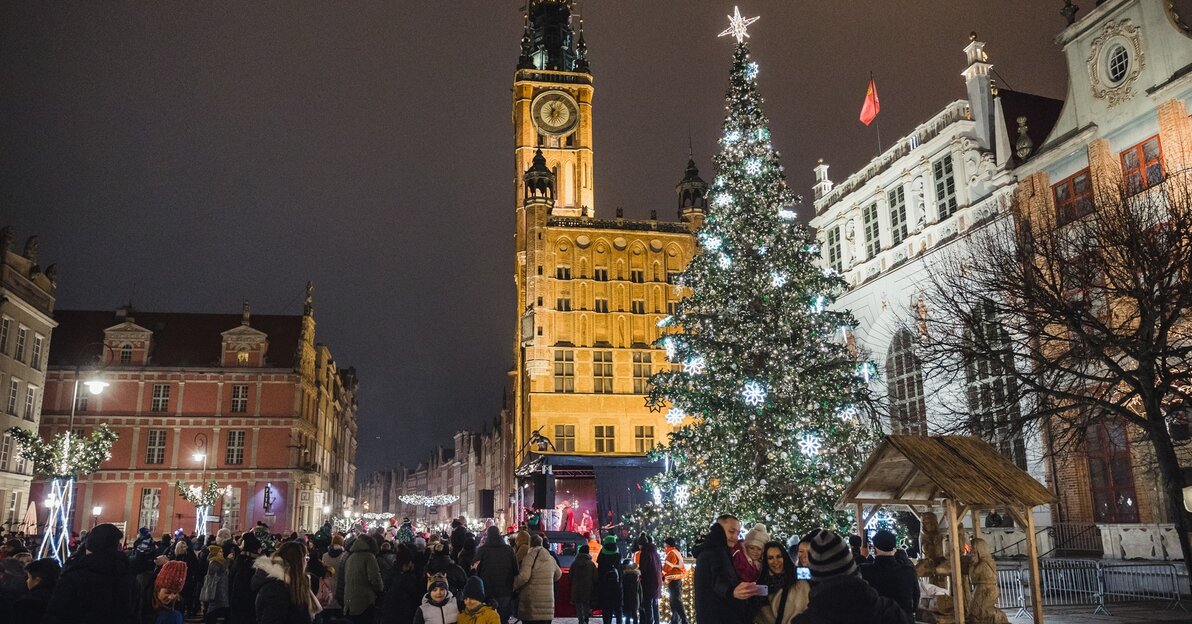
[221,324,268,367]
[103,320,153,366]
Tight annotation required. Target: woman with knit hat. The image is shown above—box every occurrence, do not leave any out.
[791,530,910,624]
[735,523,768,583]
[200,544,230,624]
[596,535,623,624]
[138,559,187,624]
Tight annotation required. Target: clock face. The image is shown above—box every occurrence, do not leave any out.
[532,91,579,136]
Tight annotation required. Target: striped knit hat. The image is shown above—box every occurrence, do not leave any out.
[805,529,858,580]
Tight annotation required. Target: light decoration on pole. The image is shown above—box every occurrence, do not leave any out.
[175,480,231,537]
[398,494,460,507]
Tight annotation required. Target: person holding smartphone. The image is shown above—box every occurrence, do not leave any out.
[754,541,808,624]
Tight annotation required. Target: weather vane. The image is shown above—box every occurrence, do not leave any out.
[719,5,759,44]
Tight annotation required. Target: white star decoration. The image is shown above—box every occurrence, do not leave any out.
[742,380,767,407]
[798,433,823,457]
[719,6,760,44]
[666,406,686,426]
[684,356,706,375]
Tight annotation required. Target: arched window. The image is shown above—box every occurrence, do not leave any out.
[965,301,1027,469]
[885,330,926,435]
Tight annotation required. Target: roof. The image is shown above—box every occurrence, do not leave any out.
[997,89,1064,161]
[49,309,303,369]
[840,435,1056,509]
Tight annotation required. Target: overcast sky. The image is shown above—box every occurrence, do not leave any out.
[1,1,1086,474]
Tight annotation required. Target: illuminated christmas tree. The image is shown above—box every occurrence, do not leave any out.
[637,11,880,542]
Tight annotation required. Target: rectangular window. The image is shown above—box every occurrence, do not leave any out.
[1052,168,1094,226]
[0,318,9,354]
[556,265,572,280]
[667,301,679,316]
[22,386,34,420]
[594,268,609,282]
[666,271,680,285]
[225,430,246,465]
[633,351,651,394]
[631,299,646,314]
[556,295,572,312]
[74,393,88,412]
[30,335,44,371]
[888,187,908,245]
[5,380,17,415]
[119,346,133,365]
[630,269,645,284]
[863,203,880,259]
[0,435,10,471]
[634,425,655,453]
[151,384,170,412]
[230,385,249,413]
[145,430,166,465]
[15,455,26,475]
[1087,420,1139,523]
[139,488,161,534]
[933,154,958,220]
[553,350,575,393]
[595,297,609,313]
[593,350,613,394]
[554,424,576,452]
[1121,136,1164,194]
[827,227,843,273]
[594,425,615,453]
[13,328,26,363]
[5,492,16,525]
[220,488,241,532]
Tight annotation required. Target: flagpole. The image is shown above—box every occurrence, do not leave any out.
[872,71,882,155]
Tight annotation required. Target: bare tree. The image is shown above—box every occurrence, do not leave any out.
[911,170,1192,588]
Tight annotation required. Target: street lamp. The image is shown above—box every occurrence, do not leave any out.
[191,433,210,537]
[91,505,102,527]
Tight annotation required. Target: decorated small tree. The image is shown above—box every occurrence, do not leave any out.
[10,424,118,563]
[174,480,229,538]
[634,10,880,542]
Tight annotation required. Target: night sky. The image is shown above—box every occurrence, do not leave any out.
[1,2,1084,474]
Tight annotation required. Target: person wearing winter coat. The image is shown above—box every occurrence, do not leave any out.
[693,517,758,624]
[637,538,663,624]
[376,539,397,579]
[413,575,459,624]
[473,525,518,623]
[755,541,808,624]
[380,545,422,624]
[662,538,688,624]
[136,559,186,624]
[858,530,919,618]
[342,534,384,621]
[569,544,597,624]
[792,530,911,624]
[42,523,138,624]
[426,543,468,597]
[10,557,59,623]
[200,545,231,624]
[456,534,477,572]
[621,560,642,624]
[252,541,320,624]
[227,531,264,624]
[596,535,623,624]
[458,576,500,624]
[513,529,531,565]
[321,535,347,572]
[511,535,561,624]
[735,523,768,584]
[169,540,201,617]
[450,519,469,563]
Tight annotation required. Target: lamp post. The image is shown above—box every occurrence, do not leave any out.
[91,505,102,527]
[192,433,209,537]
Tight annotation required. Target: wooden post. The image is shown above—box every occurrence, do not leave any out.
[945,498,966,622]
[855,502,865,538]
[1022,504,1044,624]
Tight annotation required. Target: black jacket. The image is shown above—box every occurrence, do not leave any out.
[595,550,623,610]
[10,583,54,623]
[474,536,518,598]
[252,558,312,624]
[693,524,749,624]
[227,553,261,624]
[425,552,467,596]
[859,556,919,615]
[792,575,913,624]
[42,550,137,624]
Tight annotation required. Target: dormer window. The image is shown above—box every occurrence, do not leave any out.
[119,345,133,366]
[238,351,249,366]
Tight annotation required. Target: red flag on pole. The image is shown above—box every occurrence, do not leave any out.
[860,78,880,126]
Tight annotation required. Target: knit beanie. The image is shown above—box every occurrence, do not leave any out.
[84,523,123,553]
[428,574,449,592]
[463,575,486,602]
[805,530,858,580]
[602,535,617,554]
[743,523,769,551]
[155,560,188,593]
[871,529,897,553]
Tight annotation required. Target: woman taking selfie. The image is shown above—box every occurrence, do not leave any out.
[754,541,808,624]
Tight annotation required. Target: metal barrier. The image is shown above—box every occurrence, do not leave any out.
[991,559,1187,617]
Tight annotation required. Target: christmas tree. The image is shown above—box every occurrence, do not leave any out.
[636,11,879,542]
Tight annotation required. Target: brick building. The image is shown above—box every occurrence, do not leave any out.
[36,286,358,535]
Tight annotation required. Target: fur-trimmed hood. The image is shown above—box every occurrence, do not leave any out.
[252,555,289,585]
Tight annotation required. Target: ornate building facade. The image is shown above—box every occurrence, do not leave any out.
[37,287,359,535]
[507,0,702,525]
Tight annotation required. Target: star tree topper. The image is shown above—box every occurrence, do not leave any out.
[719,5,760,44]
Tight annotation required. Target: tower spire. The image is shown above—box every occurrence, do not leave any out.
[519,0,585,72]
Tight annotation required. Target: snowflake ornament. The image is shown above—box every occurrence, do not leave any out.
[666,406,686,426]
[652,488,663,506]
[718,254,732,268]
[745,158,762,175]
[798,433,823,457]
[684,356,706,375]
[771,271,788,287]
[725,130,742,144]
[742,381,767,407]
[700,234,723,251]
[674,485,691,507]
[745,62,759,80]
[662,337,678,361]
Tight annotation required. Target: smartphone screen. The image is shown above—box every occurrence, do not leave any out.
[755,583,769,596]
[796,566,811,581]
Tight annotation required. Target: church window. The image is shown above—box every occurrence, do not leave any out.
[630,269,645,284]
[1086,420,1139,523]
[826,227,843,273]
[885,330,926,435]
[1120,137,1164,194]
[1053,169,1093,226]
[888,186,908,245]
[553,351,575,393]
[594,268,609,282]
[667,301,679,316]
[666,271,680,285]
[593,350,613,394]
[965,301,1026,469]
[863,203,880,260]
[556,265,572,280]
[933,154,958,220]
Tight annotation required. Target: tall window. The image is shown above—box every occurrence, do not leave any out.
[1087,420,1139,523]
[593,351,613,394]
[826,227,843,273]
[594,268,609,282]
[632,351,651,394]
[556,295,572,312]
[554,424,576,452]
[0,318,9,354]
[230,385,249,413]
[634,426,655,453]
[631,299,646,314]
[1121,136,1164,194]
[933,154,958,220]
[225,430,246,465]
[139,488,161,533]
[667,301,679,316]
[1052,168,1093,226]
[74,393,88,412]
[13,328,26,363]
[145,430,167,464]
[666,271,680,284]
[862,203,881,259]
[630,269,645,284]
[151,384,170,412]
[5,380,17,415]
[5,492,17,524]
[556,265,571,280]
[553,350,575,393]
[221,488,241,532]
[594,425,615,453]
[119,345,133,365]
[13,455,24,475]
[0,434,10,471]
[965,301,1027,469]
[595,297,609,313]
[30,336,43,371]
[888,186,908,245]
[22,386,34,421]
[885,331,926,435]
